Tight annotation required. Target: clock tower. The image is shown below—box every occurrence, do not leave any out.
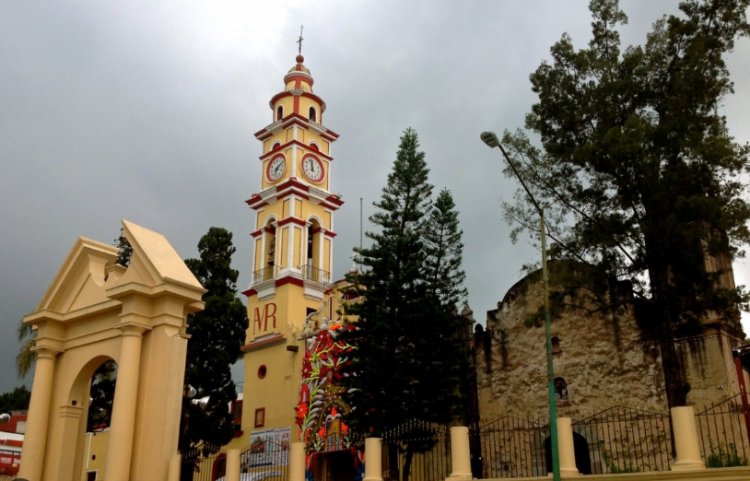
[240,53,343,438]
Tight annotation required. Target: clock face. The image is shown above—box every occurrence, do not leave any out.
[302,156,324,182]
[267,156,286,181]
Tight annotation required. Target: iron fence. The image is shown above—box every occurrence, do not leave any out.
[382,420,451,481]
[180,440,289,481]
[181,444,224,481]
[572,406,672,474]
[696,394,750,468]
[471,416,548,478]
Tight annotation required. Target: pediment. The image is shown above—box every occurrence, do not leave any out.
[34,237,117,314]
[112,219,202,291]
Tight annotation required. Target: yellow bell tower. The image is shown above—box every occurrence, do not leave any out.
[240,53,343,437]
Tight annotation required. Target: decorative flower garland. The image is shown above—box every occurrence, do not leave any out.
[296,323,356,452]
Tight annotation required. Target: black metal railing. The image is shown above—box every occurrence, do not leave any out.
[240,440,289,481]
[252,266,275,285]
[471,416,548,478]
[302,264,331,285]
[181,444,224,481]
[382,420,451,481]
[696,394,750,468]
[572,406,672,474]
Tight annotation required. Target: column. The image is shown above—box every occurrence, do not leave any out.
[556,417,580,477]
[18,348,58,481]
[671,406,706,471]
[104,325,145,481]
[166,453,182,481]
[289,442,306,481]
[364,437,383,481]
[226,449,241,481]
[447,426,472,481]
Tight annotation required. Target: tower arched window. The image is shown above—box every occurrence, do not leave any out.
[263,220,276,281]
[306,220,322,282]
[309,107,316,122]
[276,106,283,121]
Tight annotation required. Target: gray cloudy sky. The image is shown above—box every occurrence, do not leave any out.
[1,1,749,395]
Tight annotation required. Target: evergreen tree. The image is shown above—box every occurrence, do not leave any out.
[423,189,472,425]
[500,0,750,407]
[345,129,468,481]
[424,189,467,309]
[180,227,247,477]
[0,386,30,414]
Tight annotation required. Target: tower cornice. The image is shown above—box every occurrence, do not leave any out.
[246,178,344,211]
[259,140,333,162]
[254,113,339,142]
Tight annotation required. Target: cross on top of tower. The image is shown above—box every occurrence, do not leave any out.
[297,25,304,56]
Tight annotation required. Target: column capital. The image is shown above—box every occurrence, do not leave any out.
[31,344,63,360]
[118,323,148,337]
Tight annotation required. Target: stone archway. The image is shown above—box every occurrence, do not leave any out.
[19,220,205,481]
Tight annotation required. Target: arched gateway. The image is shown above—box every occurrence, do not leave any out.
[19,220,205,481]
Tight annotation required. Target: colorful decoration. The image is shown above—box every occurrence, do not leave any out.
[296,323,357,453]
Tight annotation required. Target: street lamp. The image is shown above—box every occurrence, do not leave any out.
[480,131,560,481]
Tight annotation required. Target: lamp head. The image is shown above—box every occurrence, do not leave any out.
[480,131,500,148]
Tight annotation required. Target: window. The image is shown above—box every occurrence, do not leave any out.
[276,106,283,120]
[257,365,267,379]
[554,377,569,401]
[551,336,561,355]
[254,408,265,428]
[309,106,316,122]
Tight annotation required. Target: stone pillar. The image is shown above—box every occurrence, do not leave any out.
[226,449,241,481]
[671,406,706,471]
[166,453,181,481]
[364,437,383,481]
[557,417,581,477]
[289,442,306,481]
[18,348,58,481]
[105,325,145,481]
[447,426,472,481]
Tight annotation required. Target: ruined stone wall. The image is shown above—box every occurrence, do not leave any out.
[676,328,744,408]
[475,271,747,425]
[476,274,667,424]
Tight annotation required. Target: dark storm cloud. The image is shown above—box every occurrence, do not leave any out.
[1,0,747,394]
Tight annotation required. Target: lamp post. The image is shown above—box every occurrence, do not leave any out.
[480,131,560,481]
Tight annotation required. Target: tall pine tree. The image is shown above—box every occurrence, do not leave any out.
[345,129,469,481]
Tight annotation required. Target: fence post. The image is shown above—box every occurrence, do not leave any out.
[557,417,580,477]
[364,437,383,481]
[226,448,241,481]
[290,441,306,481]
[670,406,706,471]
[166,453,181,481]
[447,426,472,481]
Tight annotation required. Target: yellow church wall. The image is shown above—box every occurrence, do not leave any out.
[280,228,289,269]
[323,238,332,272]
[80,430,109,480]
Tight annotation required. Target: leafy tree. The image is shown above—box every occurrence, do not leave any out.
[179,227,247,479]
[115,229,133,267]
[15,321,35,379]
[0,386,30,414]
[501,0,750,407]
[345,129,468,481]
[86,361,117,431]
